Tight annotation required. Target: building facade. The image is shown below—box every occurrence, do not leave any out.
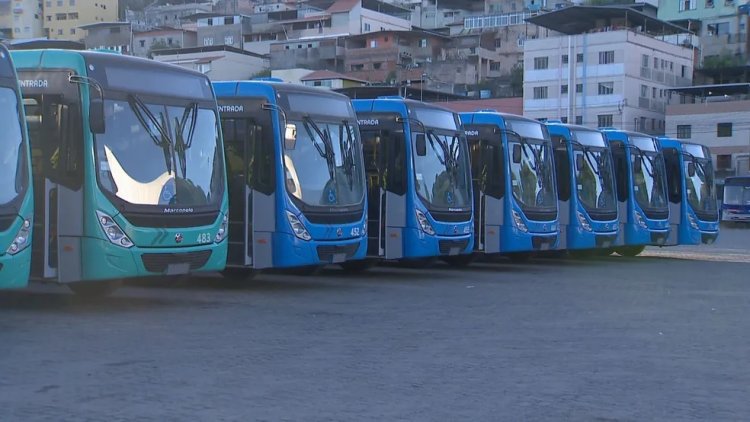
[152,45,269,81]
[524,29,694,133]
[133,28,197,58]
[43,0,118,41]
[80,21,131,53]
[0,0,44,39]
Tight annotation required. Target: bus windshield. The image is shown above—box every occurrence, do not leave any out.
[506,119,556,211]
[685,158,717,215]
[284,117,364,207]
[95,98,224,208]
[0,86,26,206]
[724,182,750,206]
[573,130,616,214]
[632,150,668,211]
[413,130,472,209]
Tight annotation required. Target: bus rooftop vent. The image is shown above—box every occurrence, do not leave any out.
[252,77,284,82]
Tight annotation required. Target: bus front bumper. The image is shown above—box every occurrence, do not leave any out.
[273,233,367,268]
[500,226,558,253]
[0,247,31,289]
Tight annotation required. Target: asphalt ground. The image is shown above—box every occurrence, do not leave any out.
[0,227,748,421]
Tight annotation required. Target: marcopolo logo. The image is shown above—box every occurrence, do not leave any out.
[163,207,195,214]
[218,104,244,113]
[19,80,49,88]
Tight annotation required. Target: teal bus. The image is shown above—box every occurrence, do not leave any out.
[11,49,228,295]
[0,44,33,289]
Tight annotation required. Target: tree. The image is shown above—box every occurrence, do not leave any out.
[510,63,524,97]
[148,39,179,59]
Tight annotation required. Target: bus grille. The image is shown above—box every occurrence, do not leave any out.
[141,250,212,273]
[650,232,667,246]
[532,235,557,250]
[439,239,469,254]
[316,243,360,263]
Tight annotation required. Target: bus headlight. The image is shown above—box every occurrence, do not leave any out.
[687,213,699,230]
[415,209,435,235]
[511,210,528,233]
[215,214,229,243]
[634,211,648,229]
[6,219,31,255]
[577,211,592,232]
[286,211,311,241]
[96,211,134,248]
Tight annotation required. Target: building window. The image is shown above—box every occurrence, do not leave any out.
[561,117,568,123]
[576,53,583,63]
[364,23,371,31]
[598,82,614,95]
[533,56,549,70]
[640,84,648,97]
[651,118,656,130]
[598,114,613,128]
[45,0,51,6]
[561,54,568,64]
[69,12,78,19]
[370,40,377,48]
[679,0,696,11]
[56,0,62,5]
[46,16,51,21]
[717,123,732,137]
[676,125,691,139]
[561,84,568,94]
[575,83,583,93]
[575,116,583,125]
[716,154,732,169]
[681,65,687,78]
[56,13,67,20]
[652,87,657,98]
[598,50,614,64]
[420,38,428,48]
[351,64,364,71]
[533,86,549,99]
[70,28,75,34]
[642,54,649,68]
[69,0,75,4]
[373,62,382,70]
[139,40,145,47]
[198,63,211,74]
[57,29,63,35]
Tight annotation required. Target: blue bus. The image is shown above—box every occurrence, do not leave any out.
[12,49,228,296]
[460,111,558,262]
[721,176,750,226]
[351,97,474,267]
[601,129,670,256]
[213,81,367,276]
[659,138,719,245]
[0,44,33,289]
[546,123,619,253]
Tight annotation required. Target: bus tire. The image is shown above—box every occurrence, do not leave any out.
[340,259,376,273]
[441,254,475,267]
[220,267,257,281]
[615,245,646,257]
[67,280,121,298]
[507,252,532,263]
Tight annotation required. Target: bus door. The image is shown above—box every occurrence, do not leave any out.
[465,124,503,254]
[662,146,682,245]
[358,114,406,259]
[551,135,571,249]
[19,70,85,282]
[219,100,276,269]
[609,140,630,245]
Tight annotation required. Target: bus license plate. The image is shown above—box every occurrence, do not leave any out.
[166,263,190,275]
[540,243,550,251]
[449,247,459,256]
[332,253,346,263]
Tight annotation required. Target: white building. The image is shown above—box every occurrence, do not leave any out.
[665,84,750,179]
[523,6,694,134]
[0,0,44,40]
[152,45,269,81]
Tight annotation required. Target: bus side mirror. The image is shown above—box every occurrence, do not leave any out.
[512,143,522,163]
[415,133,427,156]
[89,97,106,134]
[576,154,584,171]
[284,123,297,150]
[687,162,696,177]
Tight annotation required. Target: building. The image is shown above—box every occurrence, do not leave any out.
[665,83,750,179]
[125,2,213,32]
[270,34,347,72]
[80,21,131,54]
[133,27,197,57]
[523,6,694,134]
[43,0,118,41]
[300,69,367,88]
[0,0,44,39]
[196,14,252,50]
[440,97,524,114]
[152,45,269,81]
[658,0,749,83]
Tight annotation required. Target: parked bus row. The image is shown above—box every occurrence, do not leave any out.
[0,48,722,296]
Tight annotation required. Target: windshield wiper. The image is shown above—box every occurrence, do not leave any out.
[128,94,174,175]
[174,102,198,179]
[302,115,336,183]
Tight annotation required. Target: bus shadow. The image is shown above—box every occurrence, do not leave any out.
[0,289,205,313]
[128,273,353,293]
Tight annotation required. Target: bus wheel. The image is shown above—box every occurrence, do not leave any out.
[220,268,257,281]
[507,252,533,263]
[441,254,475,267]
[67,280,121,298]
[615,245,646,257]
[340,259,376,273]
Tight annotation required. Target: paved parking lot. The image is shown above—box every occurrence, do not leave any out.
[0,228,748,421]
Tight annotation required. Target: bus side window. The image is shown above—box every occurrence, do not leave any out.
[610,141,629,202]
[662,147,681,204]
[551,135,570,202]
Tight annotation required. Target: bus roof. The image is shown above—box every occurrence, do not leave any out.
[213,80,352,102]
